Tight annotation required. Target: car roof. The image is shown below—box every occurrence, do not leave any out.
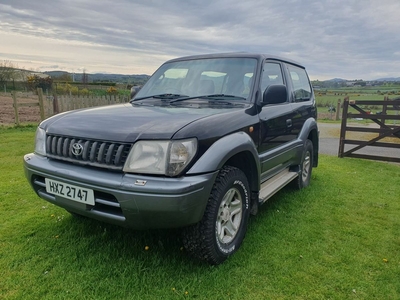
[166,52,305,69]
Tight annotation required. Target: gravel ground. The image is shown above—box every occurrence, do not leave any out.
[318,122,400,164]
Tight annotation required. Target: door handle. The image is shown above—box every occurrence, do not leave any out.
[286,119,292,127]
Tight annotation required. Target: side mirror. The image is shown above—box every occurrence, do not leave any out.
[261,84,287,106]
[130,86,142,99]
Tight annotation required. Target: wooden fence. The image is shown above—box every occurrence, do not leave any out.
[11,88,130,125]
[12,89,45,126]
[51,94,129,115]
[338,97,400,163]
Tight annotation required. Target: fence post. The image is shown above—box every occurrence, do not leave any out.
[37,88,45,121]
[52,91,59,115]
[12,91,20,126]
[57,95,62,113]
[47,96,51,116]
[338,96,349,157]
[335,99,341,121]
[50,83,59,115]
[380,96,388,136]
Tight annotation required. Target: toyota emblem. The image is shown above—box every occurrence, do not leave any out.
[71,143,84,156]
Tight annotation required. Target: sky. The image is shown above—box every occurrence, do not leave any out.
[1,0,400,80]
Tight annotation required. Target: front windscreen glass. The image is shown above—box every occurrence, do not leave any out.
[134,57,257,101]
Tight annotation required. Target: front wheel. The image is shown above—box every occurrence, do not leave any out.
[182,166,250,265]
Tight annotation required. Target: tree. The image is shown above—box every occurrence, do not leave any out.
[0,60,19,88]
[82,69,88,86]
[27,75,53,92]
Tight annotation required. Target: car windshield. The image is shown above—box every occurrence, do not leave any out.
[134,57,257,102]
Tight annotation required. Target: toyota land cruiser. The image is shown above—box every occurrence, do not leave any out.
[24,53,318,264]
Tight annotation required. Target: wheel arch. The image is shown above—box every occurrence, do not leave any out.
[224,151,259,193]
[187,132,260,192]
[297,117,319,168]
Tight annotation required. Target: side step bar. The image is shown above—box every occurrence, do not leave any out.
[259,168,298,204]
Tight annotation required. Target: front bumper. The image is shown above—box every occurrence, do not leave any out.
[24,153,218,229]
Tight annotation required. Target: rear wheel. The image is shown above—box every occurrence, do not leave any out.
[182,166,250,265]
[293,139,313,189]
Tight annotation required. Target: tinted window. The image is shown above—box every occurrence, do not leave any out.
[287,65,312,102]
[261,62,284,92]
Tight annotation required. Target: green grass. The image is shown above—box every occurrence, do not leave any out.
[315,87,400,107]
[316,89,400,122]
[1,127,399,299]
[316,93,388,108]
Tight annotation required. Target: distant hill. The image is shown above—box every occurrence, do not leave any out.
[44,71,70,78]
[44,71,150,85]
[325,78,348,82]
[374,77,400,82]
[38,71,400,86]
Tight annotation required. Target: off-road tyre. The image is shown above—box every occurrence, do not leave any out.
[292,139,313,190]
[182,166,250,265]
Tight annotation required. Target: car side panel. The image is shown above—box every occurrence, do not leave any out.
[257,103,298,178]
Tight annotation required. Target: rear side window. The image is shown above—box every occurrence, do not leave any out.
[261,62,284,92]
[287,65,312,102]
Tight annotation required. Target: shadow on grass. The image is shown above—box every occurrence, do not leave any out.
[60,185,306,268]
[56,213,208,268]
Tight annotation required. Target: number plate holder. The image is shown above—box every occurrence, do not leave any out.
[45,178,95,205]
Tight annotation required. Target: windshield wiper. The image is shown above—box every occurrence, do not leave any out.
[131,94,188,102]
[169,94,246,104]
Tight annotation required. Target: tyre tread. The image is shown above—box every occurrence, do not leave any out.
[182,166,249,265]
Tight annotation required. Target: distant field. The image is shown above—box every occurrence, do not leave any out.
[315,87,400,119]
[315,91,400,107]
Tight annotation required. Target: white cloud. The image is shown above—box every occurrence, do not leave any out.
[0,0,399,79]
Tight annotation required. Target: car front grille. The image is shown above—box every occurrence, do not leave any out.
[46,134,132,170]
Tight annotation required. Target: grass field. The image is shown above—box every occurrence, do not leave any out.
[1,126,399,299]
[315,92,400,107]
[315,88,400,121]
[314,85,400,104]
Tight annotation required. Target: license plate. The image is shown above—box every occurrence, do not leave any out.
[45,178,95,205]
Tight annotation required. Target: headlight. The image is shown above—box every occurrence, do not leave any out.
[168,139,198,176]
[123,139,197,176]
[34,127,46,156]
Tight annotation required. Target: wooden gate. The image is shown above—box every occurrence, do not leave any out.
[338,97,400,163]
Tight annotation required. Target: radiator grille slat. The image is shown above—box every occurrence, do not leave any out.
[57,137,63,155]
[97,143,106,163]
[90,141,98,162]
[45,135,132,171]
[51,136,57,154]
[62,138,69,157]
[106,143,115,164]
[82,141,90,160]
[115,145,125,166]
[69,139,76,158]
